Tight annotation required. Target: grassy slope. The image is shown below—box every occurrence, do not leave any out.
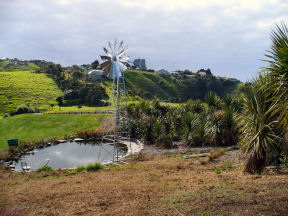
[0,114,105,150]
[124,70,180,100]
[0,71,63,115]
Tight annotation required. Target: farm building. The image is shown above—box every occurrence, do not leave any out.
[85,70,104,80]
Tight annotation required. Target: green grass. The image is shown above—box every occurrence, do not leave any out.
[0,70,63,115]
[0,114,105,150]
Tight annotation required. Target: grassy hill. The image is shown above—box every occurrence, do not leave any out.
[0,71,63,115]
[0,114,105,150]
[122,70,240,101]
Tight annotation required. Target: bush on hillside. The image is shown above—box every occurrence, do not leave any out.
[8,104,39,117]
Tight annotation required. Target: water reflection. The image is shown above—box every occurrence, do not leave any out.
[14,141,126,171]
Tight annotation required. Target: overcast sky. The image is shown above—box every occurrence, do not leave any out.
[0,0,287,81]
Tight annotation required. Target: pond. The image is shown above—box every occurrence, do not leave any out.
[14,141,127,171]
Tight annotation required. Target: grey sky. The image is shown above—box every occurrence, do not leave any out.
[0,0,287,81]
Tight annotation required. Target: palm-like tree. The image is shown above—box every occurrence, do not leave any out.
[238,83,283,173]
[262,22,288,134]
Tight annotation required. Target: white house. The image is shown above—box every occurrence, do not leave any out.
[155,68,168,75]
[86,70,104,80]
[169,71,180,77]
[198,72,206,76]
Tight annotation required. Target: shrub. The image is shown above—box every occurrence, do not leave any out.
[76,165,86,172]
[3,113,10,118]
[238,83,284,174]
[86,162,103,172]
[36,165,53,172]
[156,134,173,149]
[9,104,35,116]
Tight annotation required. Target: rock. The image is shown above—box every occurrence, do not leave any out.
[73,138,85,142]
[56,140,66,144]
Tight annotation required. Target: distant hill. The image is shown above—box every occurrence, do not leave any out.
[0,70,63,115]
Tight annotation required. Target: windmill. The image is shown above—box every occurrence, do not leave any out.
[98,39,131,163]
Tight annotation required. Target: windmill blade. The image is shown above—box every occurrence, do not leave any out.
[108,42,113,54]
[118,41,123,51]
[114,38,117,52]
[117,48,128,57]
[100,55,111,61]
[103,62,112,76]
[100,60,111,69]
[103,47,112,56]
[119,56,129,62]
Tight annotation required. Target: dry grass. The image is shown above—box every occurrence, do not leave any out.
[0,150,8,160]
[1,150,288,216]
[75,118,114,139]
[208,149,226,161]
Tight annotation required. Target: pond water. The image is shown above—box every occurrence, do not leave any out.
[14,141,126,171]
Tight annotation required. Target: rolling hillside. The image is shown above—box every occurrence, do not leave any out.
[0,70,63,115]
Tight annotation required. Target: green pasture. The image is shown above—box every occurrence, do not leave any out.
[0,114,105,150]
[45,105,109,113]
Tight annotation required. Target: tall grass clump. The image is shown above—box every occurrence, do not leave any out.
[86,162,104,172]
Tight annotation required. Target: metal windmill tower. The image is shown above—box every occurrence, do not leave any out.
[98,39,131,163]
